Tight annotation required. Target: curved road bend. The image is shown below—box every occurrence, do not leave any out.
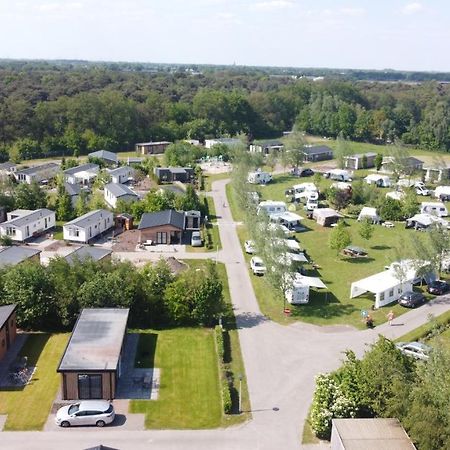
[2,178,450,450]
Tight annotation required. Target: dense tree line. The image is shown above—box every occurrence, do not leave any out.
[1,63,449,161]
[0,258,225,331]
[310,335,450,449]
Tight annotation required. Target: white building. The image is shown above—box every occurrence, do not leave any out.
[14,163,60,184]
[104,183,139,208]
[0,209,55,241]
[107,166,134,184]
[204,138,242,149]
[63,209,114,243]
[64,163,99,185]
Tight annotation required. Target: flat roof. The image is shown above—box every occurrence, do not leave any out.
[64,209,112,229]
[0,304,17,330]
[58,308,129,372]
[135,141,171,145]
[3,209,54,227]
[107,166,133,175]
[332,418,415,449]
[0,246,41,267]
[16,162,59,176]
[64,246,112,265]
[302,145,333,155]
[64,163,98,175]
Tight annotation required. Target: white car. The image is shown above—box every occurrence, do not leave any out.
[244,240,256,254]
[250,256,266,276]
[191,231,202,247]
[55,400,115,427]
[395,342,431,361]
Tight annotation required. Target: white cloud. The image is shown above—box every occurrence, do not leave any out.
[251,0,294,12]
[401,2,423,14]
[216,12,242,25]
[340,7,365,17]
[37,2,83,12]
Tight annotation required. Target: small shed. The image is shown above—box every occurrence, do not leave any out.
[0,304,17,362]
[331,418,415,450]
[64,247,112,265]
[344,152,377,170]
[57,308,129,400]
[313,208,343,227]
[357,207,380,224]
[115,213,134,231]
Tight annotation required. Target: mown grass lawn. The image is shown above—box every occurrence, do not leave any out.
[130,328,222,429]
[131,261,250,428]
[0,333,68,430]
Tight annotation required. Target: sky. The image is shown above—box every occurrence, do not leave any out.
[0,0,449,72]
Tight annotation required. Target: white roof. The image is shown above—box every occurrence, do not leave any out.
[293,274,327,289]
[365,174,390,181]
[421,201,446,208]
[328,169,350,175]
[313,208,343,219]
[407,213,447,227]
[293,182,317,191]
[284,239,301,251]
[270,211,303,222]
[359,207,379,218]
[386,191,405,200]
[259,200,287,208]
[331,182,352,190]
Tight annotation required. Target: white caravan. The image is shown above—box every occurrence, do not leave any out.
[435,185,450,201]
[285,274,327,305]
[257,200,288,216]
[324,169,352,182]
[292,183,319,203]
[365,174,391,188]
[420,202,448,218]
[247,171,272,185]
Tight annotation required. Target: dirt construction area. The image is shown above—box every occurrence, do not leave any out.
[112,229,140,252]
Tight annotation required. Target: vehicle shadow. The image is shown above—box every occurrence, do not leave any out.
[110,414,127,427]
[235,312,269,329]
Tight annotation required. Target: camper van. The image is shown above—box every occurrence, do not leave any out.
[285,278,310,304]
[364,174,391,188]
[435,185,450,201]
[420,202,448,218]
[324,169,352,182]
[257,200,287,216]
[247,170,272,185]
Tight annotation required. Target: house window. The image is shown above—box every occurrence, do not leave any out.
[156,232,168,244]
[6,227,16,236]
[380,293,385,301]
[389,289,394,297]
[78,374,102,399]
[398,288,402,294]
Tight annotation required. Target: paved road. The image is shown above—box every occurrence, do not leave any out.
[3,177,450,450]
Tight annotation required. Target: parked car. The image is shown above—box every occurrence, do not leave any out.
[55,400,115,427]
[396,341,432,361]
[427,280,450,295]
[191,231,202,247]
[398,291,426,308]
[245,240,256,254]
[250,256,266,276]
[291,167,314,177]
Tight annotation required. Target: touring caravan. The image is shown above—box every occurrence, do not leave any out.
[269,211,304,232]
[365,174,391,188]
[247,171,272,185]
[292,183,319,203]
[285,274,327,305]
[257,200,288,216]
[420,202,448,218]
[324,169,352,182]
[435,185,450,201]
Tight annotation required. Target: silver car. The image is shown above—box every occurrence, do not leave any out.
[55,400,115,427]
[396,342,432,361]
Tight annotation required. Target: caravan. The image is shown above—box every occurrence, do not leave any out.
[247,170,272,185]
[420,202,448,217]
[292,183,319,204]
[285,273,328,305]
[269,211,304,232]
[365,174,391,188]
[434,185,450,201]
[257,200,288,216]
[324,169,352,182]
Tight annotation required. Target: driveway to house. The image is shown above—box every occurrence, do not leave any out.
[3,177,450,450]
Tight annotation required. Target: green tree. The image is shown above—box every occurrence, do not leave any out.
[329,221,351,256]
[55,181,74,221]
[401,188,419,219]
[378,197,403,221]
[14,182,46,209]
[74,190,89,216]
[359,219,374,241]
[282,130,305,170]
[334,132,353,169]
[174,184,202,212]
[374,153,383,171]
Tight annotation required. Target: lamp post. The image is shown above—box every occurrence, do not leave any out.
[238,374,243,414]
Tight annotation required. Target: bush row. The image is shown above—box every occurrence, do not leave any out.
[215,325,232,414]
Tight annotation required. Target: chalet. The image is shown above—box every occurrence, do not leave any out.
[423,162,450,182]
[301,145,333,162]
[0,209,55,241]
[64,182,82,207]
[64,163,99,185]
[126,157,144,165]
[0,304,17,362]
[0,162,17,177]
[344,152,377,170]
[154,167,194,183]
[0,246,41,268]
[138,209,200,245]
[135,141,171,155]
[249,140,284,155]
[14,163,60,184]
[88,150,118,167]
[104,183,139,208]
[107,166,134,184]
[57,308,129,400]
[64,246,112,265]
[381,156,424,174]
[63,209,114,243]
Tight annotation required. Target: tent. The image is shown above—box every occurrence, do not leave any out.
[405,213,448,230]
[357,207,380,224]
[312,208,343,227]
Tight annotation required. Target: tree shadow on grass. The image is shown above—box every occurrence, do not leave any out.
[343,257,375,264]
[270,175,295,185]
[371,245,391,251]
[134,333,158,368]
[19,333,51,367]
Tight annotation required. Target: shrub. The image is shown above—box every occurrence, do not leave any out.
[215,325,224,362]
[222,382,232,414]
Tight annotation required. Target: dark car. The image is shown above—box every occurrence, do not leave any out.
[291,167,314,177]
[398,291,426,308]
[427,280,450,295]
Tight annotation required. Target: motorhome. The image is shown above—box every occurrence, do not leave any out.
[420,202,448,217]
[324,169,352,182]
[285,273,327,305]
[247,170,272,185]
[257,200,287,216]
[364,174,391,188]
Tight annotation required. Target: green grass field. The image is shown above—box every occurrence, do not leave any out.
[0,333,68,430]
[130,261,250,428]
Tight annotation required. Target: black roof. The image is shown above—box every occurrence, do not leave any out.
[138,210,185,230]
[0,304,17,329]
[303,145,333,155]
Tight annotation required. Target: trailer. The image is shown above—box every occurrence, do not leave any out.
[324,169,352,182]
[247,170,272,185]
